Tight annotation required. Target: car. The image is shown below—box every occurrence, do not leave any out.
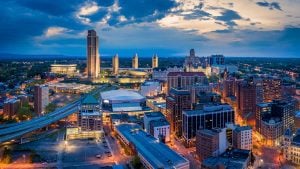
[105,151,110,154]
[96,154,102,158]
[107,154,112,157]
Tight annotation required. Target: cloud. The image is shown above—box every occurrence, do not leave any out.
[45,27,70,37]
[256,1,282,11]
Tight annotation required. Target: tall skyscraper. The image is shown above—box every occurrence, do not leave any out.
[112,54,119,75]
[152,54,158,68]
[87,30,100,79]
[132,53,138,69]
[34,85,49,115]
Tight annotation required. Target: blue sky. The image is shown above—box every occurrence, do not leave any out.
[0,0,299,57]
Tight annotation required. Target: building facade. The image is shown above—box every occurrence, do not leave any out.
[112,54,119,75]
[34,85,49,115]
[166,88,191,137]
[152,54,158,68]
[196,128,227,161]
[132,53,138,69]
[87,30,100,79]
[182,104,234,147]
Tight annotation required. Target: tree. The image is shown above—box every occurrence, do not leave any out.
[17,102,33,121]
[45,103,57,113]
[1,147,12,164]
[131,155,143,169]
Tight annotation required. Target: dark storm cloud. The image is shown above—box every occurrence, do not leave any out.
[215,9,242,27]
[256,1,282,11]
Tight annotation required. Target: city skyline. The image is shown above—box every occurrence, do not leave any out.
[0,0,300,58]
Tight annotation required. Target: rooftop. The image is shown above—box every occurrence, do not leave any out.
[101,89,145,101]
[168,72,205,76]
[82,95,98,105]
[234,126,252,132]
[150,119,170,127]
[183,104,233,116]
[144,111,164,118]
[116,123,189,169]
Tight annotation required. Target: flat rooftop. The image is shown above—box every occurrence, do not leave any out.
[101,89,145,102]
[116,123,189,169]
[183,104,233,116]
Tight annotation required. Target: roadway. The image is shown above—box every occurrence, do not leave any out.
[0,85,111,143]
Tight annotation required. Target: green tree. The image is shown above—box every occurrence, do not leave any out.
[131,155,143,169]
[45,103,57,113]
[17,102,33,121]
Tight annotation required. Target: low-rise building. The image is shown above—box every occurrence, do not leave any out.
[233,126,252,150]
[140,80,161,97]
[201,149,251,169]
[115,123,190,169]
[196,128,227,161]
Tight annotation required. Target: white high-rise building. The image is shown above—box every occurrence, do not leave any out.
[112,54,119,75]
[87,30,100,79]
[132,53,138,69]
[152,54,158,68]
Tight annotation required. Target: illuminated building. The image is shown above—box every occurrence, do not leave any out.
[78,95,102,131]
[232,126,252,150]
[201,149,251,169]
[167,72,207,93]
[115,123,190,169]
[140,80,161,97]
[112,54,119,75]
[152,54,158,68]
[182,104,234,147]
[166,88,191,137]
[132,53,138,69]
[34,85,49,115]
[3,98,20,118]
[283,129,300,165]
[236,79,258,123]
[256,100,295,145]
[87,30,100,79]
[196,128,227,161]
[262,76,282,102]
[144,112,170,142]
[50,64,77,76]
[152,66,184,82]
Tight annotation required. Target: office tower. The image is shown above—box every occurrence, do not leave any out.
[196,128,227,161]
[262,76,282,102]
[208,55,225,66]
[3,98,20,118]
[182,104,234,146]
[222,77,236,98]
[34,85,49,115]
[167,72,207,93]
[152,54,158,68]
[112,54,119,75]
[132,53,138,69]
[256,100,295,146]
[87,30,100,79]
[236,80,257,123]
[78,95,102,131]
[232,126,252,150]
[166,88,191,137]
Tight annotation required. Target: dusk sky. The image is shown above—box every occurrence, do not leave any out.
[0,0,300,58]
